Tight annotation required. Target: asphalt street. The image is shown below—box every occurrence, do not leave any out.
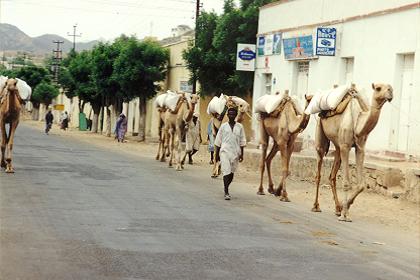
[1,124,419,280]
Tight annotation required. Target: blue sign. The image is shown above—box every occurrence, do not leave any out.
[283,35,314,60]
[238,49,256,60]
[316,27,336,56]
[273,33,281,54]
[257,36,265,56]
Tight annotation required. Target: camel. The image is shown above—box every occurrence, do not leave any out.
[164,92,199,171]
[257,92,312,201]
[0,78,22,173]
[210,96,251,178]
[312,83,393,222]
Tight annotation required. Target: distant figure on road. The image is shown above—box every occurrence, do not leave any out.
[115,113,127,142]
[60,111,69,131]
[45,109,54,135]
[184,112,202,165]
[207,118,215,164]
[214,106,246,200]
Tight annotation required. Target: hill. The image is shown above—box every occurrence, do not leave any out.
[0,23,99,54]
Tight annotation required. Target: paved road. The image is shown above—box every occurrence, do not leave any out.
[1,124,419,280]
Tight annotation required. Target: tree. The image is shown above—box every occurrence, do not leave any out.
[32,81,60,108]
[183,0,276,97]
[114,37,169,141]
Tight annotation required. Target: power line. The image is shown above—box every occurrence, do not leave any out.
[192,0,201,95]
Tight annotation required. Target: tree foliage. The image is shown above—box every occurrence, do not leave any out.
[183,0,275,96]
[32,81,60,106]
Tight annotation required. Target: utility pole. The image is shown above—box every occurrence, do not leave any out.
[52,40,64,83]
[67,24,82,52]
[192,0,201,95]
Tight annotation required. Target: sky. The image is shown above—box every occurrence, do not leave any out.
[0,0,238,42]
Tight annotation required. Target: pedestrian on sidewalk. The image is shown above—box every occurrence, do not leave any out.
[185,112,202,164]
[115,113,127,142]
[214,106,246,200]
[45,108,54,135]
[207,118,215,164]
[60,111,69,131]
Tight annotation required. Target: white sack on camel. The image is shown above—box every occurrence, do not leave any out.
[154,92,168,108]
[16,78,32,100]
[207,94,227,115]
[304,84,349,115]
[163,90,180,111]
[254,92,286,114]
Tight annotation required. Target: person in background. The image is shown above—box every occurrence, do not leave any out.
[185,112,202,165]
[45,109,54,135]
[207,118,215,164]
[60,111,69,131]
[115,113,128,142]
[214,106,246,200]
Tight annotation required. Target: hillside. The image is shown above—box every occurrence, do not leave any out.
[0,23,99,54]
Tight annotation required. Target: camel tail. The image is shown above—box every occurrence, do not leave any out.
[324,140,330,156]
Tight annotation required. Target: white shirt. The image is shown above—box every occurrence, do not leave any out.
[214,122,246,158]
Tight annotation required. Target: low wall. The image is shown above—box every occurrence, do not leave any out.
[244,149,420,204]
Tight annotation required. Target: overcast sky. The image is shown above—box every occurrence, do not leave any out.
[0,0,237,42]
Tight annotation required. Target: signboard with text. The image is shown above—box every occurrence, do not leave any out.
[257,36,265,56]
[236,43,256,71]
[273,33,281,54]
[283,35,314,60]
[316,27,336,56]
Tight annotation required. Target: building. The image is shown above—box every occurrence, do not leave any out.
[253,0,420,156]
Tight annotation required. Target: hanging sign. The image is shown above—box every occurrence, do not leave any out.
[316,27,337,56]
[257,36,265,56]
[236,43,256,71]
[273,33,282,54]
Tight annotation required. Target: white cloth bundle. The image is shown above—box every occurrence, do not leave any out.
[305,85,349,115]
[0,75,8,88]
[229,96,249,109]
[207,94,227,115]
[16,78,32,100]
[154,93,167,108]
[254,93,286,114]
[163,90,180,111]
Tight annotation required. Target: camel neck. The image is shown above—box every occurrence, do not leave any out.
[358,100,383,136]
[184,102,196,123]
[287,101,310,134]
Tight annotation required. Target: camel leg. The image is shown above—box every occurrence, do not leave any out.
[275,143,290,201]
[329,149,342,216]
[6,120,18,173]
[175,129,183,171]
[167,129,175,167]
[312,122,329,212]
[156,124,162,160]
[346,145,366,210]
[257,125,269,195]
[338,144,352,222]
[1,122,6,169]
[266,142,278,195]
[278,137,296,202]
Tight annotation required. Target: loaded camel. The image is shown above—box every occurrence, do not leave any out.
[164,92,199,171]
[155,102,168,162]
[257,91,312,201]
[0,78,24,173]
[312,83,393,222]
[210,96,250,178]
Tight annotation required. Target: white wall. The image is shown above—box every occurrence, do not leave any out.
[254,0,420,155]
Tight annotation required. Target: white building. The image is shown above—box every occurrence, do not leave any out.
[253,0,420,156]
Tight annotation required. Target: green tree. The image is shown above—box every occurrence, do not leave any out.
[114,37,169,141]
[32,81,60,108]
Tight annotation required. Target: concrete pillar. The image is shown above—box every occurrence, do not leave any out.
[127,101,135,135]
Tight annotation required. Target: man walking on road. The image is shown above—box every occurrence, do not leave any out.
[45,109,54,135]
[214,105,246,200]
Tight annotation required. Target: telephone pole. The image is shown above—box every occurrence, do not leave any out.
[192,0,201,95]
[52,40,64,83]
[67,24,82,52]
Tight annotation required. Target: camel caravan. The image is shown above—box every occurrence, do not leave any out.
[0,75,31,173]
[154,81,393,222]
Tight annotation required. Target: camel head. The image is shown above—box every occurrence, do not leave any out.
[5,78,18,93]
[190,93,199,105]
[371,83,393,107]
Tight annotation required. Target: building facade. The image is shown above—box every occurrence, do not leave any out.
[253,0,420,156]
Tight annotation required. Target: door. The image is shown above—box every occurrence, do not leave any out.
[296,61,309,99]
[397,55,414,152]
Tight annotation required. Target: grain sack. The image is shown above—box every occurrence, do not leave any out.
[164,90,180,111]
[16,78,32,100]
[207,94,227,115]
[305,85,349,115]
[154,93,167,108]
[254,93,285,114]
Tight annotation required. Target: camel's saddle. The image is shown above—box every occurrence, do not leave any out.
[318,87,368,119]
